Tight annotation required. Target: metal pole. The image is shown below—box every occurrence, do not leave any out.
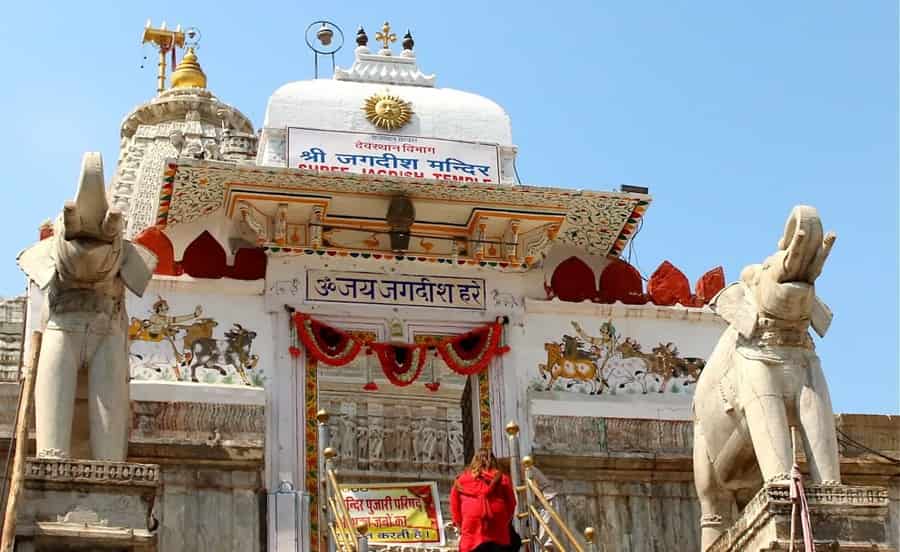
[156,47,168,94]
[356,520,369,552]
[584,526,597,552]
[323,447,338,552]
[0,331,41,552]
[505,421,523,534]
[522,455,536,551]
[317,410,332,552]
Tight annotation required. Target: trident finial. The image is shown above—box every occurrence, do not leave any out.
[375,21,396,51]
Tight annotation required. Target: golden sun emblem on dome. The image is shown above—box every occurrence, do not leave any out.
[363,93,413,131]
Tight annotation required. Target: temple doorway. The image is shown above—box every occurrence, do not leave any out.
[300,321,496,549]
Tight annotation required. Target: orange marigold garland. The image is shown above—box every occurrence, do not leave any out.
[370,343,428,387]
[290,313,509,387]
[435,321,509,376]
[293,312,362,366]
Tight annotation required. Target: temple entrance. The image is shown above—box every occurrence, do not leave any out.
[298,317,498,550]
[317,368,474,479]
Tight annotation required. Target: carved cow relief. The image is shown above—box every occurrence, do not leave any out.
[533,320,706,396]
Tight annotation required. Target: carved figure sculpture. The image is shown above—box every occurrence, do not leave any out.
[339,405,357,463]
[17,153,157,460]
[369,420,385,464]
[692,206,839,550]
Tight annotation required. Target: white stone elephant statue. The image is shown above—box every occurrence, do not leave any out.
[17,152,157,460]
[692,205,840,550]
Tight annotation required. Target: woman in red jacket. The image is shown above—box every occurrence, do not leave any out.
[450,447,518,552]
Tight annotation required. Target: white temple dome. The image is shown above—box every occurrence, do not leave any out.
[256,30,518,184]
[263,79,512,145]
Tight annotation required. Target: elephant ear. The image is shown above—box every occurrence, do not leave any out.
[810,296,832,338]
[120,241,158,297]
[16,239,57,290]
[709,282,758,339]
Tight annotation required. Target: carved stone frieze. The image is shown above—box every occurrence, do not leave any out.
[161,160,647,257]
[26,457,160,486]
[18,459,160,551]
[532,415,694,455]
[323,398,465,477]
[131,400,265,441]
[120,88,253,139]
[708,483,892,552]
[112,87,257,238]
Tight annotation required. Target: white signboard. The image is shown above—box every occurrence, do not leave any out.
[306,270,486,310]
[288,127,501,184]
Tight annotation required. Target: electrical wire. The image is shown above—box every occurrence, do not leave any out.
[625,218,649,281]
[836,428,900,465]
[513,157,523,185]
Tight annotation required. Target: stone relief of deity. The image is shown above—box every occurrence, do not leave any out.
[533,320,706,397]
[128,296,262,386]
[339,404,357,462]
[323,400,466,476]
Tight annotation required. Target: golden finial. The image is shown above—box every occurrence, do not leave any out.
[170,47,207,89]
[505,421,520,436]
[584,527,596,543]
[375,21,397,51]
[316,409,330,423]
[142,20,185,94]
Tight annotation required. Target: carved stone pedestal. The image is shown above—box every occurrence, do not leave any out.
[14,458,160,552]
[709,483,895,552]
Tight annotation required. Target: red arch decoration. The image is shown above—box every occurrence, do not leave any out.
[598,259,646,304]
[648,261,692,306]
[695,266,726,305]
[181,231,227,279]
[549,257,597,302]
[133,225,181,276]
[227,247,267,280]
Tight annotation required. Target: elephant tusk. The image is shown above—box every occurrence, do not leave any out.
[101,208,125,241]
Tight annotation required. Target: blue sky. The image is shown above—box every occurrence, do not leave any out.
[0,1,896,413]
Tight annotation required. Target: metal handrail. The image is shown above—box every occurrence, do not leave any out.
[525,469,583,552]
[319,410,370,552]
[506,420,598,552]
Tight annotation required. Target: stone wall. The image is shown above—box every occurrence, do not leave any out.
[531,414,900,552]
[0,296,24,382]
[0,383,265,552]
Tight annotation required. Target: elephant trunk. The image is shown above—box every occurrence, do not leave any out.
[777,206,829,284]
[804,231,837,283]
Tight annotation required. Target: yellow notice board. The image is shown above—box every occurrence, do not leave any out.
[339,481,445,545]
